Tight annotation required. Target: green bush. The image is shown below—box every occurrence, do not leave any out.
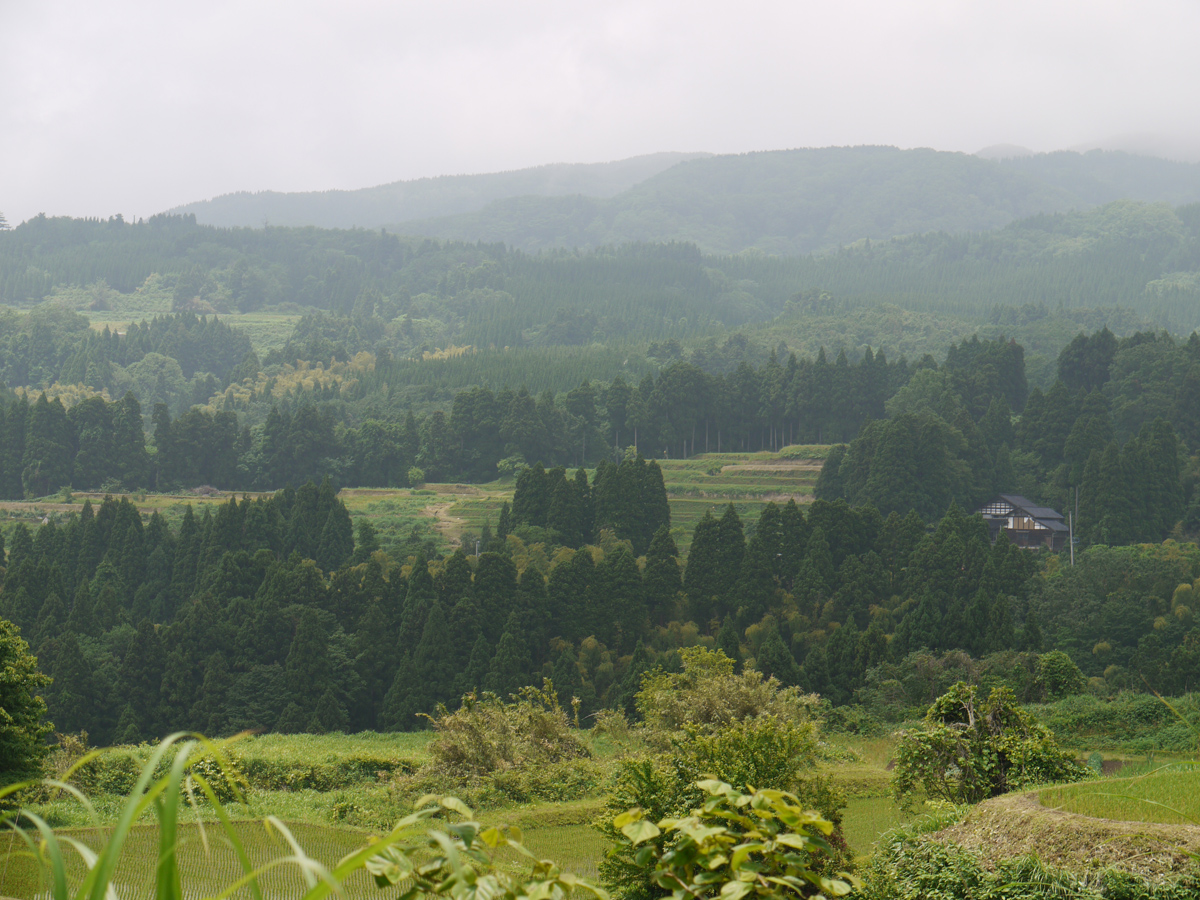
[423,682,590,777]
[1032,691,1200,750]
[892,683,1092,806]
[599,649,846,900]
[394,681,599,806]
[637,646,819,740]
[490,758,605,803]
[1035,650,1086,701]
[238,753,411,791]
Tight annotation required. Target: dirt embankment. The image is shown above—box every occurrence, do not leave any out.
[934,790,1200,880]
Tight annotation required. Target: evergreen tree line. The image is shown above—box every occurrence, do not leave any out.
[818,327,1200,544]
[0,216,798,341]
[0,305,252,402]
[3,476,1089,740]
[2,336,986,495]
[8,202,1200,339]
[506,456,670,555]
[135,336,1013,489]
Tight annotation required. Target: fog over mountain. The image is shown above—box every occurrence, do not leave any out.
[168,152,710,230]
[167,145,1200,256]
[5,1,1200,225]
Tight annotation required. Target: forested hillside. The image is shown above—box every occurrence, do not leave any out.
[167,152,709,229]
[160,147,1200,257]
[5,199,1200,376]
[400,148,1200,254]
[17,476,1200,744]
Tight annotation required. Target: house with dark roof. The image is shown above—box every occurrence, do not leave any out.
[974,494,1068,551]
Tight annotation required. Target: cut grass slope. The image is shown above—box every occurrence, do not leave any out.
[936,785,1200,880]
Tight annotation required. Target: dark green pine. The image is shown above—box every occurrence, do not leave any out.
[643,527,681,627]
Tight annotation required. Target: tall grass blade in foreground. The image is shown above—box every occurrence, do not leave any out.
[0,733,614,900]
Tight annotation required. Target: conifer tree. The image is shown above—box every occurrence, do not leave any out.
[716,617,742,667]
[472,552,518,642]
[309,688,349,734]
[574,468,594,543]
[120,620,166,736]
[43,631,96,737]
[713,504,746,608]
[595,547,645,653]
[454,636,492,697]
[734,526,777,628]
[547,548,594,642]
[547,474,583,547]
[436,549,473,607]
[67,580,96,635]
[639,460,671,554]
[275,702,309,734]
[398,554,435,650]
[412,600,456,714]
[189,651,232,735]
[682,511,721,625]
[485,612,532,697]
[755,628,800,687]
[159,647,198,731]
[33,592,66,648]
[515,568,550,662]
[284,607,331,712]
[380,653,417,731]
[7,525,32,574]
[316,504,354,572]
[350,520,379,565]
[643,527,681,627]
[613,639,653,717]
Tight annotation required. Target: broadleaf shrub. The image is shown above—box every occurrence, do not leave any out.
[599,648,846,900]
[892,682,1092,806]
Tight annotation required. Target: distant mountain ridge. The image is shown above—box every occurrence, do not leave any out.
[167,152,710,229]
[397,146,1200,255]
[170,146,1200,256]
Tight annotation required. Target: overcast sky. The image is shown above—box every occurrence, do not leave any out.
[3,0,1200,225]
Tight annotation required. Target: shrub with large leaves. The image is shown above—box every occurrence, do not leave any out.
[614,779,855,900]
[599,649,845,900]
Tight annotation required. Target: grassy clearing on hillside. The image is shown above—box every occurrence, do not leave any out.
[38,279,302,356]
[339,487,460,555]
[1040,766,1200,825]
[841,797,912,858]
[236,731,433,766]
[0,492,262,537]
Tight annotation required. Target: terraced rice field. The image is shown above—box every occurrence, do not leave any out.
[343,448,829,555]
[1039,766,1200,826]
[657,449,826,550]
[0,820,382,899]
[1,448,827,557]
[0,813,607,898]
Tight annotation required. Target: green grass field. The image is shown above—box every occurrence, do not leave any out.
[841,797,912,857]
[1039,765,1200,825]
[234,731,433,767]
[0,820,383,899]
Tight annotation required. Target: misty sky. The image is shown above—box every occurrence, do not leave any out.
[3,0,1199,225]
